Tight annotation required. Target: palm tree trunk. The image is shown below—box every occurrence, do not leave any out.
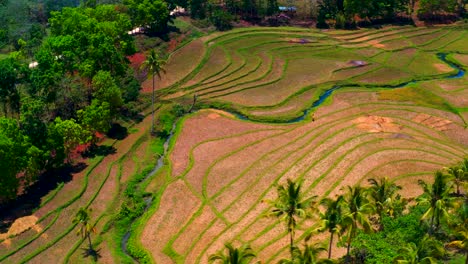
[290,229,294,258]
[151,73,155,134]
[328,232,334,259]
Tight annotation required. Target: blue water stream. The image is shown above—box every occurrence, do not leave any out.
[233,52,465,123]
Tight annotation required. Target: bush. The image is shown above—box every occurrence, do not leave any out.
[210,8,233,31]
[335,12,346,29]
[351,205,428,263]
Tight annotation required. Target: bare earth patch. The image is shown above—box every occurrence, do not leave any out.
[353,115,402,133]
[412,113,452,131]
[0,215,39,241]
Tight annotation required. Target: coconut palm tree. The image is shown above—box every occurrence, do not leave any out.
[417,171,455,232]
[279,237,332,264]
[447,225,468,264]
[367,177,402,225]
[341,185,374,260]
[73,207,96,253]
[209,243,257,264]
[270,179,318,258]
[141,49,166,134]
[394,235,445,264]
[319,195,344,259]
[447,199,468,264]
[445,165,466,196]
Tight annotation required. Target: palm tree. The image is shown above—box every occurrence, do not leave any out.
[445,165,466,196]
[73,207,96,252]
[417,171,454,232]
[341,185,374,260]
[319,195,344,259]
[367,177,402,225]
[208,243,257,264]
[447,199,468,264]
[394,235,445,264]
[279,238,331,264]
[447,225,468,264]
[270,179,318,258]
[141,49,166,134]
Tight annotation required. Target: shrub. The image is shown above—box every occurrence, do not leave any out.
[210,8,233,31]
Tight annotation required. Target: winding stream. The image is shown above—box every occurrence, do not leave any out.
[120,52,465,261]
[234,52,465,123]
[121,124,176,262]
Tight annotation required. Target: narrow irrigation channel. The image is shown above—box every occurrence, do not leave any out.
[233,52,465,123]
[121,124,177,262]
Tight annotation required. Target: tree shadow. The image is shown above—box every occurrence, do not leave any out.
[82,145,116,159]
[0,162,86,233]
[107,123,128,140]
[81,247,101,262]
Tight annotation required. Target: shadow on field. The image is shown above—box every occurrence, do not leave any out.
[0,163,87,233]
[82,145,117,158]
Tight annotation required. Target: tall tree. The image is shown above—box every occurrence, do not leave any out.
[417,171,455,232]
[123,0,170,33]
[367,177,402,226]
[52,117,91,162]
[208,243,257,264]
[73,207,97,258]
[394,235,445,264]
[141,49,166,134]
[341,185,374,260]
[270,179,318,258]
[319,195,344,259]
[0,117,40,202]
[445,163,467,196]
[279,235,331,264]
[0,58,21,117]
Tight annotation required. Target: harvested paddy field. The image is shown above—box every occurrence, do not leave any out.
[1,25,466,264]
[149,25,467,263]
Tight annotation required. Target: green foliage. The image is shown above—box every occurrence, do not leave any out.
[52,117,91,161]
[417,172,455,231]
[92,70,124,114]
[367,177,403,223]
[189,0,207,19]
[394,235,446,263]
[0,58,21,116]
[210,8,234,31]
[341,185,375,257]
[270,179,318,257]
[123,0,170,33]
[48,5,134,77]
[419,0,458,14]
[319,196,344,259]
[351,205,427,263]
[78,99,112,135]
[208,243,257,264]
[0,117,40,201]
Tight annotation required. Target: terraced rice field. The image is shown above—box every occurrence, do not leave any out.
[0,25,466,263]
